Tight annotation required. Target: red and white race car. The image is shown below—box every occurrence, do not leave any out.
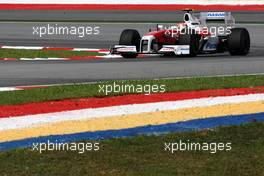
[110,10,250,58]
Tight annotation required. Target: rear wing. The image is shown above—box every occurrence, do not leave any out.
[199,12,235,28]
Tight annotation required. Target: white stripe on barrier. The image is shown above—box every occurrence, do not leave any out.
[0,45,109,53]
[72,48,100,51]
[19,58,68,61]
[0,87,22,92]
[1,46,44,50]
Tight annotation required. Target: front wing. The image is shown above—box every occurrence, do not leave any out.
[110,45,190,55]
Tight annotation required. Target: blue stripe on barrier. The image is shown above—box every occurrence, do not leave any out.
[1,112,264,151]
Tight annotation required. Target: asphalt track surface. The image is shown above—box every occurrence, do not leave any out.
[0,21,264,86]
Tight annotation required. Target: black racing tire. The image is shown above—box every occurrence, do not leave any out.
[227,28,250,56]
[119,29,141,58]
[178,30,200,57]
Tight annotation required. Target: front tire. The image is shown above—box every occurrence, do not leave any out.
[227,28,250,56]
[119,29,141,58]
[178,30,200,57]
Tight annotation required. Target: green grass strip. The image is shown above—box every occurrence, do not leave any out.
[0,122,263,176]
[1,75,264,105]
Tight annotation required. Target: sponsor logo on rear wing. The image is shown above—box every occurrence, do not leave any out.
[199,12,235,28]
[206,12,226,19]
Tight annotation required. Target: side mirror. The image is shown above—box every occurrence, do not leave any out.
[184,13,190,22]
[156,24,164,31]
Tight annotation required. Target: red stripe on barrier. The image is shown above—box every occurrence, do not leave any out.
[1,86,264,118]
[16,85,49,90]
[82,50,100,52]
[99,49,110,52]
[0,4,263,11]
[0,58,18,61]
[69,56,103,60]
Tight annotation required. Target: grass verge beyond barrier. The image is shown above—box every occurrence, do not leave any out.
[0,49,103,58]
[0,122,264,176]
[1,75,264,105]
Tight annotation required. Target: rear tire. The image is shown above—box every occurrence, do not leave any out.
[178,30,200,57]
[227,28,250,56]
[119,29,141,58]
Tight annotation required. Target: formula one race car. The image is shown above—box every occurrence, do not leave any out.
[110,10,250,58]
